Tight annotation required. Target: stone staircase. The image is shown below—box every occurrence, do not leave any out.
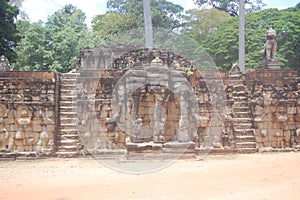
[56,73,81,158]
[229,73,257,153]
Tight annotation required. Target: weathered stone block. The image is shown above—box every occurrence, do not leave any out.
[4,118,14,124]
[46,125,55,132]
[32,125,42,132]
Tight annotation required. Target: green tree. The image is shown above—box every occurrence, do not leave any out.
[0,0,19,62]
[9,0,27,19]
[92,12,138,40]
[107,0,183,29]
[14,4,97,72]
[193,0,266,16]
[14,21,52,71]
[181,8,231,43]
[202,8,300,71]
[92,0,184,40]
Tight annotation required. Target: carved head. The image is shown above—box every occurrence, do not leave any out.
[16,105,32,119]
[266,28,276,40]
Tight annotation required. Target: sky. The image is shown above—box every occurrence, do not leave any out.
[21,0,300,26]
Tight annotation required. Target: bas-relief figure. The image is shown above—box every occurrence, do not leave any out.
[14,105,33,152]
[0,103,55,153]
[0,104,9,150]
[251,80,299,149]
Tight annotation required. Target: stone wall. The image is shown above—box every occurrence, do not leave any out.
[0,72,58,157]
[246,70,300,150]
[75,47,300,155]
[0,49,300,159]
[76,48,229,154]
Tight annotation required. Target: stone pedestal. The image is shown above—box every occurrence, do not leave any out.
[265,60,283,69]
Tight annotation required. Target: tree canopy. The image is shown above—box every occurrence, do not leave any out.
[0,0,19,62]
[8,1,300,73]
[9,0,27,19]
[14,4,96,72]
[193,0,266,16]
[92,0,184,40]
[201,8,300,71]
[181,8,231,43]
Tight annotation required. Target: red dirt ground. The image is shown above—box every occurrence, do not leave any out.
[1,152,300,200]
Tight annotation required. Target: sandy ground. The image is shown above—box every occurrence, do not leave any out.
[0,152,300,200]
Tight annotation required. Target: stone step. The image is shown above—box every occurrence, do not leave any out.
[60,139,79,144]
[236,148,257,154]
[61,134,79,140]
[60,73,79,78]
[233,91,248,97]
[59,103,75,108]
[60,85,78,95]
[232,102,249,107]
[60,77,77,81]
[57,145,78,151]
[59,102,76,107]
[57,73,80,158]
[232,85,246,91]
[60,81,77,85]
[60,112,78,118]
[232,107,250,112]
[234,112,252,118]
[60,93,76,97]
[233,96,248,101]
[60,118,78,124]
[60,95,77,101]
[232,117,252,123]
[234,129,255,136]
[60,79,77,83]
[60,89,77,95]
[60,80,77,85]
[60,129,78,137]
[229,79,244,84]
[228,80,244,85]
[235,135,256,143]
[235,142,256,149]
[59,106,78,112]
[233,123,253,129]
[60,129,78,134]
[60,86,77,91]
[60,111,78,115]
[56,151,78,158]
[60,124,78,130]
[59,109,78,114]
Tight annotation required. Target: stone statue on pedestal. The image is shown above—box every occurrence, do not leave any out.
[0,55,13,71]
[261,28,282,69]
